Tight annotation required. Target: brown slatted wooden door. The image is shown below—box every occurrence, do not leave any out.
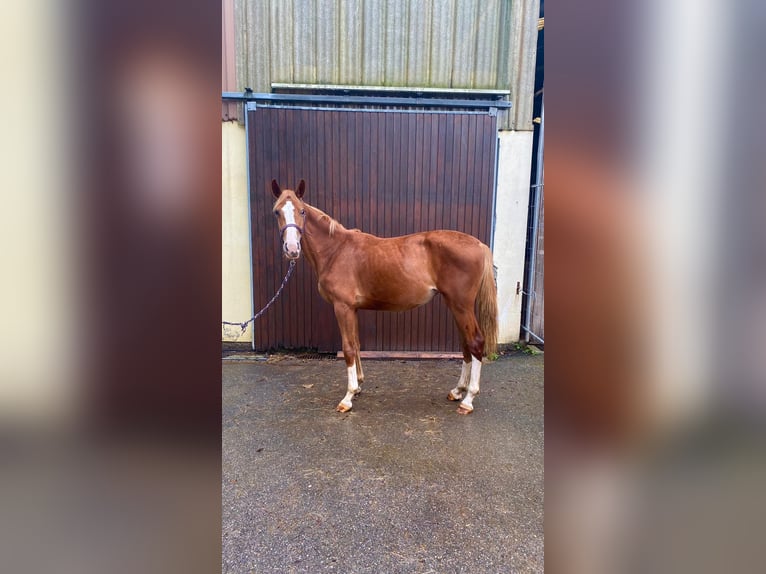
[248,106,497,352]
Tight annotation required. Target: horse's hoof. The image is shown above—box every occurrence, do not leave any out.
[456,404,474,415]
[448,390,463,402]
[336,402,352,413]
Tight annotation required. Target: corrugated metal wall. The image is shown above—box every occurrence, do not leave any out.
[248,105,497,352]
[232,0,538,130]
[222,0,239,120]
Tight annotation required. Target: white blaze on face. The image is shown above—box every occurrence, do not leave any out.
[281,200,301,257]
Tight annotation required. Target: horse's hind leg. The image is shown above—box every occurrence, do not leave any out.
[334,303,361,412]
[457,354,483,415]
[448,347,472,402]
[355,347,364,384]
[446,305,485,415]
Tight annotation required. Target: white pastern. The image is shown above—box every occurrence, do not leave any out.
[459,356,483,412]
[339,365,359,410]
[281,200,301,255]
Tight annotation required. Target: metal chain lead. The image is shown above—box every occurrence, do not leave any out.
[222,260,296,334]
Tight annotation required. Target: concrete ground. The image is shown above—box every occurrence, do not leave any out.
[222,352,544,573]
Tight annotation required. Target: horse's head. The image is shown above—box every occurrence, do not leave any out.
[271,179,307,260]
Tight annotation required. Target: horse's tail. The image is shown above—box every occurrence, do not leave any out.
[477,244,498,357]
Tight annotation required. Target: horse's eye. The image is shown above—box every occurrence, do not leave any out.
[300,209,306,216]
[273,210,279,217]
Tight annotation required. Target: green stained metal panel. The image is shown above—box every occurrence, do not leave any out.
[293,0,317,84]
[339,0,363,85]
[232,0,540,129]
[384,0,409,86]
[236,0,271,93]
[361,0,386,85]
[269,0,293,82]
[316,0,340,84]
[451,0,478,87]
[406,2,432,86]
[475,0,502,88]
[429,0,456,87]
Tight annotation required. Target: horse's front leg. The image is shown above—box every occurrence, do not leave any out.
[334,303,360,412]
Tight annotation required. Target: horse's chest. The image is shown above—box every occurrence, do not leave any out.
[317,281,332,303]
[316,274,347,303]
[317,272,365,306]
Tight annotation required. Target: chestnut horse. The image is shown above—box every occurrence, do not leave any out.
[270,179,498,415]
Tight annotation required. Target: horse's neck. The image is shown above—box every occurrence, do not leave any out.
[301,205,345,274]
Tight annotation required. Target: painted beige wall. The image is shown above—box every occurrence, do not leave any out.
[222,121,253,342]
[494,130,534,344]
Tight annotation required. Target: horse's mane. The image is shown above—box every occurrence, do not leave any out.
[307,204,344,237]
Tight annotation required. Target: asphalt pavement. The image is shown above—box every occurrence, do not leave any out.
[222,352,543,573]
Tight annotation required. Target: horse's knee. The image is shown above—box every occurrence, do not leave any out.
[342,344,357,367]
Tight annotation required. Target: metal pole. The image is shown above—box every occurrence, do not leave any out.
[523,97,544,343]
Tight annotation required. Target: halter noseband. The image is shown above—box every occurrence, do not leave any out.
[279,222,304,238]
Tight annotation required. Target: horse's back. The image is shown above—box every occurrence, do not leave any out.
[352,229,486,275]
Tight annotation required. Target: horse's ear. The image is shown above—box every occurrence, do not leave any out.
[271,179,281,198]
[296,179,306,198]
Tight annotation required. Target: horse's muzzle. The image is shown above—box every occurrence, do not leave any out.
[283,242,301,260]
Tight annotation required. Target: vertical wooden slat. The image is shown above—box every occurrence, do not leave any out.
[402,113,416,351]
[305,110,319,348]
[268,108,280,348]
[481,115,497,245]
[390,113,402,351]
[456,115,470,235]
[465,114,479,235]
[437,113,449,351]
[358,112,375,349]
[414,113,429,351]
[374,112,386,351]
[353,111,364,230]
[273,109,288,347]
[427,115,440,349]
[332,111,343,220]
[337,110,349,236]
[249,115,264,347]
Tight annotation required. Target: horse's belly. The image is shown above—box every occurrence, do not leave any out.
[357,286,437,311]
